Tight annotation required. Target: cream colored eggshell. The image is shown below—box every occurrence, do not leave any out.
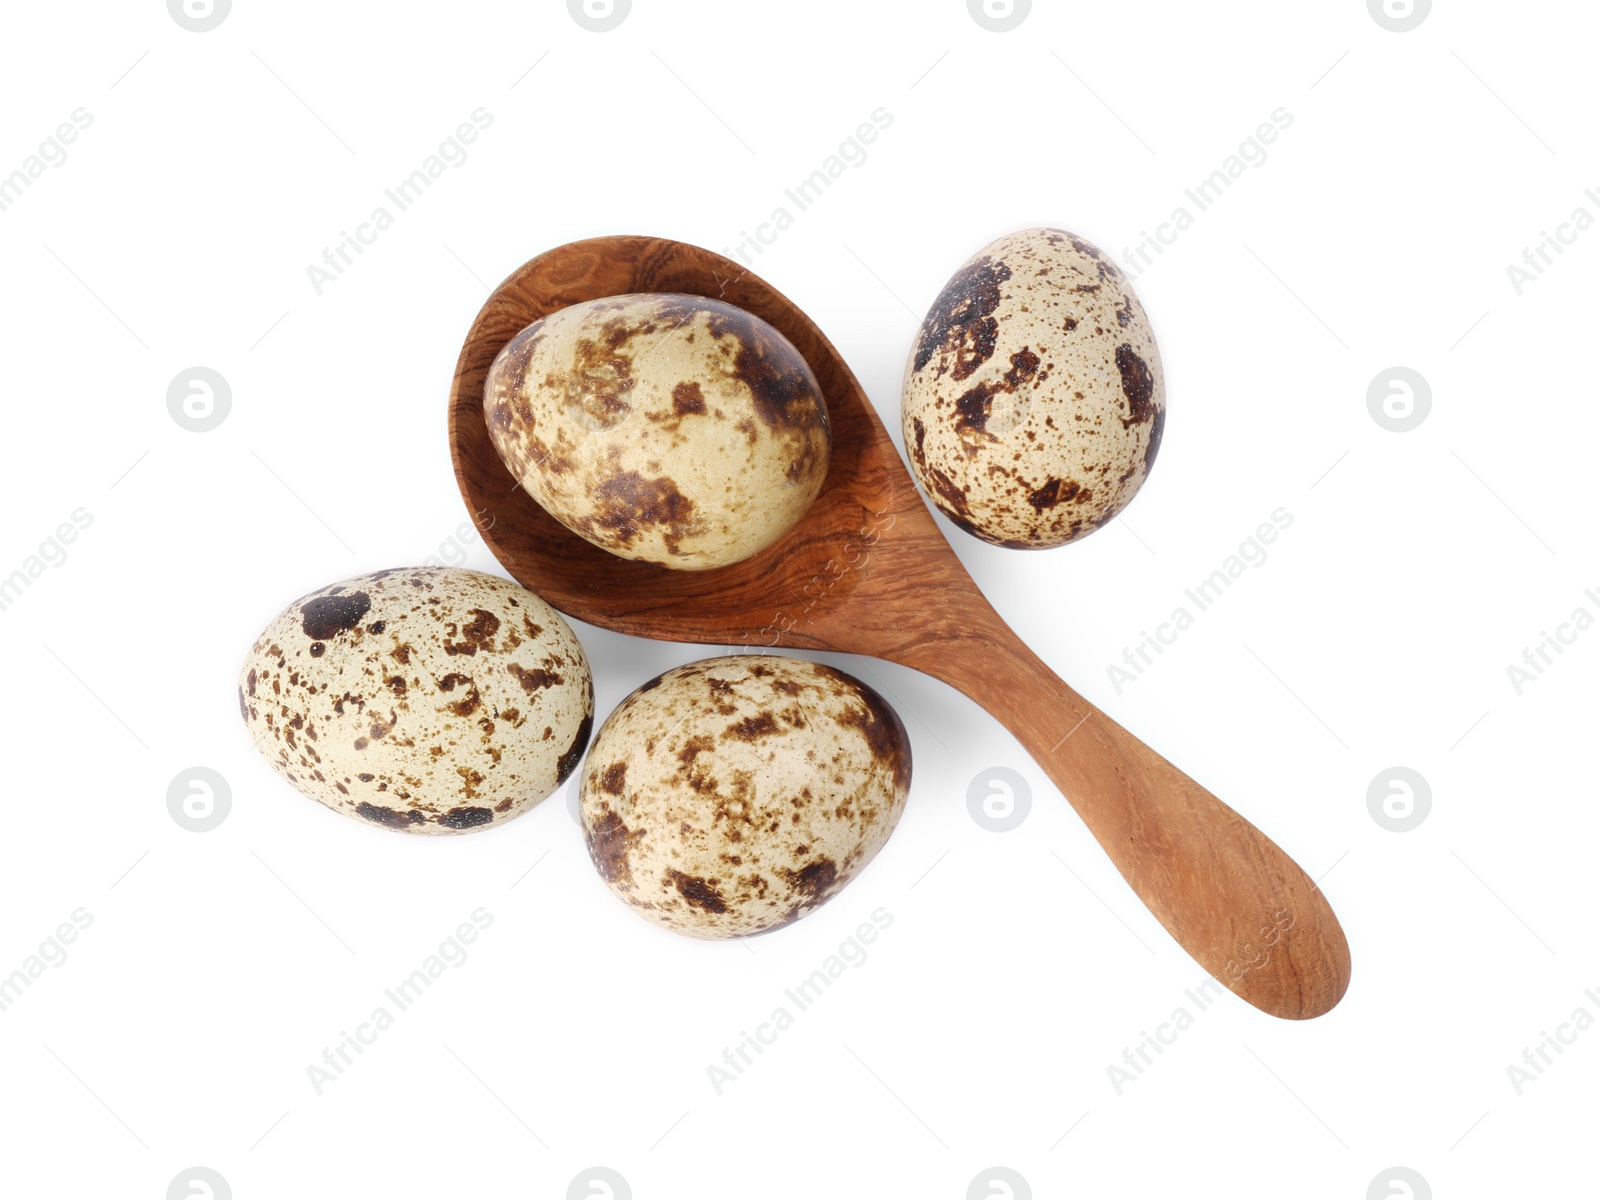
[579,655,911,938]
[240,567,593,834]
[484,293,831,570]
[902,228,1165,548]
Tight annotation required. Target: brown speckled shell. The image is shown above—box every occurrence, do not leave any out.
[240,567,593,835]
[902,228,1165,548]
[579,655,911,938]
[484,293,831,571]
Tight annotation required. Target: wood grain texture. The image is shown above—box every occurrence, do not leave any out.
[448,235,1351,1019]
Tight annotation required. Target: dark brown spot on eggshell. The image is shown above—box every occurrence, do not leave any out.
[781,856,838,898]
[587,808,645,887]
[923,466,982,538]
[671,381,706,416]
[1115,343,1156,426]
[507,662,564,693]
[913,256,1012,379]
[444,608,500,656]
[724,712,782,742]
[435,673,481,717]
[556,703,594,784]
[300,591,371,640]
[586,470,696,557]
[952,348,1041,448]
[438,806,494,830]
[356,802,428,828]
[953,387,992,442]
[818,666,913,794]
[678,735,715,772]
[1144,405,1166,474]
[666,869,729,914]
[1027,477,1080,510]
[726,319,828,437]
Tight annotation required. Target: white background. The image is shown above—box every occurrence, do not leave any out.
[0,1,1593,1197]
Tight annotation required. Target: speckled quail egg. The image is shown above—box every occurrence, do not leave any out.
[578,655,911,937]
[240,567,593,834]
[484,293,830,570]
[902,228,1165,548]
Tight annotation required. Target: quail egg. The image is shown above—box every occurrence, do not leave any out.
[240,567,593,834]
[484,293,830,570]
[578,655,911,937]
[903,228,1165,548]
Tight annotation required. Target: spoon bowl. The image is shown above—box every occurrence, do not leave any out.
[449,235,1351,1019]
[449,235,920,648]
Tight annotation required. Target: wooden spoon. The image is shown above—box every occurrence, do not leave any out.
[447,235,1351,1020]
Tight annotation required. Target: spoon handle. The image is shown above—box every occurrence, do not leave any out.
[888,599,1351,1020]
